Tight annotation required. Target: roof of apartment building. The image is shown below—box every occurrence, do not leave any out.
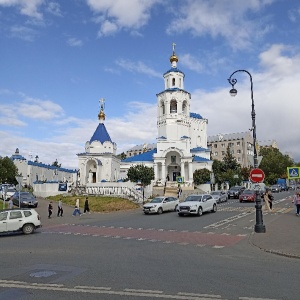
[208,132,252,143]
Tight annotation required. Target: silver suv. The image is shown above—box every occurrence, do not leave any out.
[0,209,41,234]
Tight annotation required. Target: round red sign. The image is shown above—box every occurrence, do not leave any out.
[250,168,265,183]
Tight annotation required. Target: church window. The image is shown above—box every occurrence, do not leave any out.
[182,101,187,114]
[172,78,175,86]
[171,156,176,163]
[170,99,177,113]
[161,101,165,115]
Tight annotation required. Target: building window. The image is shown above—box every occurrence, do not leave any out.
[170,100,177,113]
[237,150,241,154]
[221,143,225,148]
[172,78,175,86]
[214,152,218,156]
[237,157,241,162]
[222,151,225,155]
[237,141,240,146]
[214,144,217,148]
[231,150,234,154]
[171,156,176,163]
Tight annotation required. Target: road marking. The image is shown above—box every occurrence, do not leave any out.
[0,280,280,300]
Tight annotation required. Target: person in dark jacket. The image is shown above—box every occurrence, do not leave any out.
[48,201,53,218]
[84,197,90,214]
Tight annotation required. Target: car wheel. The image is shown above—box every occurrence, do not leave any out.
[22,224,34,235]
[157,207,163,215]
[211,204,217,213]
[197,207,203,216]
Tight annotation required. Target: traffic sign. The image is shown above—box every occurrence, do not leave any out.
[250,168,265,183]
[287,167,300,179]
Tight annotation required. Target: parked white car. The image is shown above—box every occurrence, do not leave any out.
[1,185,16,201]
[177,194,217,216]
[210,190,228,203]
[0,209,41,234]
[143,196,179,214]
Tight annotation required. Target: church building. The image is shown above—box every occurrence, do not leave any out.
[78,45,212,188]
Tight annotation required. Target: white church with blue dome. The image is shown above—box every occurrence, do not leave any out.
[78,45,212,189]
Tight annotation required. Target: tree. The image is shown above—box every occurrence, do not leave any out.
[0,156,18,184]
[223,146,240,171]
[52,159,61,168]
[212,146,242,187]
[193,168,211,185]
[259,148,294,185]
[127,164,154,187]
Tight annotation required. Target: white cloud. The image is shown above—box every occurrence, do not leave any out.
[18,97,65,120]
[67,37,83,47]
[86,0,161,36]
[0,0,44,19]
[10,25,38,41]
[116,59,161,78]
[166,0,274,50]
[46,1,62,17]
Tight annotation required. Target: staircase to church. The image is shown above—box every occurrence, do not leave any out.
[164,186,178,197]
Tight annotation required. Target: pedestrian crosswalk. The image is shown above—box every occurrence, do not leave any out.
[219,206,294,214]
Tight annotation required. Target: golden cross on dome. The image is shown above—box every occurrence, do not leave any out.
[172,42,176,54]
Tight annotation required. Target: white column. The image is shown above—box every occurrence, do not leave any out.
[188,162,193,182]
[162,161,166,181]
[154,163,158,180]
[181,161,184,179]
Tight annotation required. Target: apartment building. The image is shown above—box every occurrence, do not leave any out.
[207,132,255,168]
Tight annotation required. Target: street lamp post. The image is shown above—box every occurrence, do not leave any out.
[228,70,266,233]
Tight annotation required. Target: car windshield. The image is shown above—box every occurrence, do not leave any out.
[150,198,163,203]
[230,187,240,191]
[211,192,221,196]
[184,195,202,202]
[242,190,255,195]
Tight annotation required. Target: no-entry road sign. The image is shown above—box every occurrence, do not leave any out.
[250,168,265,183]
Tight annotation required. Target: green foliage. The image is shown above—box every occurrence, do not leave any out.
[127,164,154,187]
[259,147,294,185]
[0,157,18,184]
[51,160,61,168]
[212,147,242,186]
[223,146,240,171]
[193,168,211,185]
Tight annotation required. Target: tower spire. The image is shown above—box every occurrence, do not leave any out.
[98,98,106,123]
[169,42,178,68]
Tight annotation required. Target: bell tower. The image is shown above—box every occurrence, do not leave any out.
[156,43,191,141]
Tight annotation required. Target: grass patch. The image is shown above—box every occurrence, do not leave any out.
[46,195,140,212]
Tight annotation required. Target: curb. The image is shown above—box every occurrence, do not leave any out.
[248,233,300,260]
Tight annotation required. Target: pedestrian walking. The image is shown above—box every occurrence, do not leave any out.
[8,198,13,210]
[57,199,63,217]
[48,201,53,218]
[72,198,82,216]
[293,192,300,216]
[263,190,271,212]
[177,186,182,198]
[84,197,90,214]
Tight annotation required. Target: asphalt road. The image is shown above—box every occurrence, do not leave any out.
[0,191,298,300]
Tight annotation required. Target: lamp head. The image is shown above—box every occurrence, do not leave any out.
[229,88,237,97]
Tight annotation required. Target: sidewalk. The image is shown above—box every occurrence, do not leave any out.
[250,206,300,259]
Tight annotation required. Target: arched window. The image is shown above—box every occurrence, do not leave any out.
[172,78,175,86]
[170,99,177,113]
[161,101,165,115]
[182,101,187,114]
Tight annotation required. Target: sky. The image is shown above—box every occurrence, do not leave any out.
[1,0,300,170]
